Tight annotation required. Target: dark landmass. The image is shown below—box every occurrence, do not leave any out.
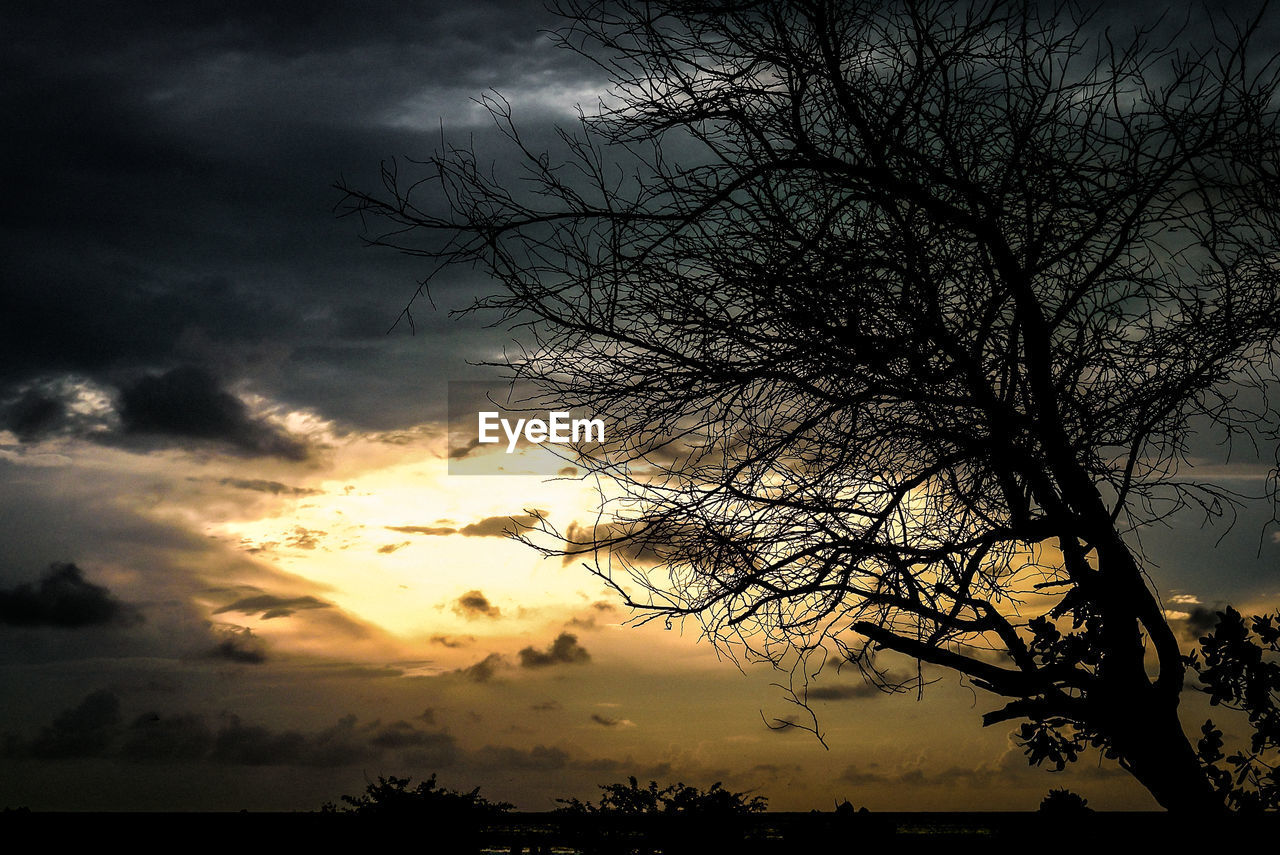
[2,810,1276,850]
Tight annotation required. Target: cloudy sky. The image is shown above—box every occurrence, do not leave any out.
[1,0,1278,813]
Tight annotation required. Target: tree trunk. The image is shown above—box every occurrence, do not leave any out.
[1082,527,1224,812]
[1101,691,1225,814]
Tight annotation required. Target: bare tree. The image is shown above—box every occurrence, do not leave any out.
[340,0,1280,812]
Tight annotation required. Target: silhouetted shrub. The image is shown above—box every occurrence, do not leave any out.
[1039,788,1092,815]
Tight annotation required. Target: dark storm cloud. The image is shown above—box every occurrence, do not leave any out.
[4,1,568,67]
[0,271,294,393]
[0,563,141,628]
[0,0,600,430]
[117,366,309,460]
[1,388,66,441]
[212,593,332,620]
[518,632,590,668]
[453,590,501,619]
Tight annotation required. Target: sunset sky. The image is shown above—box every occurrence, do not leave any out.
[2,0,1278,812]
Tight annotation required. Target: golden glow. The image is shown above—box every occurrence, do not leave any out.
[203,429,607,641]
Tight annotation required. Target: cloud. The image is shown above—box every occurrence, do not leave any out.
[518,632,590,668]
[340,719,462,767]
[1,387,66,441]
[429,634,474,648]
[385,525,457,535]
[764,715,805,734]
[209,626,267,663]
[454,652,505,682]
[211,713,375,767]
[387,512,542,539]
[377,541,410,554]
[839,764,890,785]
[531,700,562,712]
[213,594,332,620]
[590,713,635,728]
[117,366,308,460]
[453,590,500,619]
[1172,605,1224,642]
[17,700,458,768]
[283,527,325,550]
[121,712,215,762]
[215,478,321,496]
[449,437,484,459]
[395,731,461,768]
[0,562,141,628]
[473,743,570,771]
[562,520,668,566]
[803,682,883,701]
[20,689,122,759]
[837,743,1060,790]
[458,513,541,537]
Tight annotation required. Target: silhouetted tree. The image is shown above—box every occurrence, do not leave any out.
[334,773,512,817]
[326,774,512,852]
[341,0,1280,812]
[557,777,767,815]
[557,777,766,853]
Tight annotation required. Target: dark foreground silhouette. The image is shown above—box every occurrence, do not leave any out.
[3,807,1278,851]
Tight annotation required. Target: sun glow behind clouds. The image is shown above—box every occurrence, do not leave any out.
[205,430,605,640]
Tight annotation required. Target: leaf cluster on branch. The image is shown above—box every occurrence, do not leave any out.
[1190,607,1280,812]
